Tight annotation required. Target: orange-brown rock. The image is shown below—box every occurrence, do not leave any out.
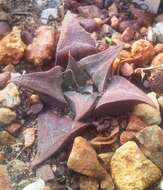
[121,27,135,43]
[6,123,22,135]
[26,26,57,65]
[0,72,10,88]
[131,39,155,63]
[152,53,163,66]
[67,136,107,179]
[0,153,5,163]
[120,131,136,144]
[154,44,163,54]
[127,115,147,132]
[0,165,12,190]
[0,27,26,65]
[120,115,147,144]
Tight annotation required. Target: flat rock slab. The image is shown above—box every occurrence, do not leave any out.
[136,125,163,170]
[111,141,161,190]
[0,165,12,190]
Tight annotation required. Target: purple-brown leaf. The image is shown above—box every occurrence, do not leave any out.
[95,75,155,117]
[66,54,90,87]
[79,45,123,92]
[65,91,97,121]
[56,11,97,68]
[80,19,98,33]
[78,5,103,18]
[12,66,67,108]
[31,111,90,168]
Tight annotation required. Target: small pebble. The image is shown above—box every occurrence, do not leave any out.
[22,179,45,190]
[0,107,16,125]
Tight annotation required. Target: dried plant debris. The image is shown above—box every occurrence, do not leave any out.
[26,26,58,65]
[90,126,119,146]
[56,11,96,68]
[95,76,155,117]
[65,91,97,121]
[79,45,123,92]
[32,111,90,167]
[12,66,67,108]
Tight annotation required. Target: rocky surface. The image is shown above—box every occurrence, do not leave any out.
[0,83,20,108]
[134,92,161,125]
[111,141,161,190]
[0,165,12,190]
[67,137,108,179]
[136,125,163,170]
[0,108,16,125]
[0,27,26,65]
[0,0,163,189]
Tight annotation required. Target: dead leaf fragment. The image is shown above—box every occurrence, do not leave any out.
[23,128,36,148]
[95,75,155,117]
[90,127,119,146]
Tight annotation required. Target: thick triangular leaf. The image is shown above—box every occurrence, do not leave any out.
[79,45,123,92]
[63,69,79,91]
[63,54,91,91]
[66,54,90,87]
[65,91,97,121]
[31,111,89,168]
[11,66,66,108]
[56,11,96,68]
[95,76,155,117]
